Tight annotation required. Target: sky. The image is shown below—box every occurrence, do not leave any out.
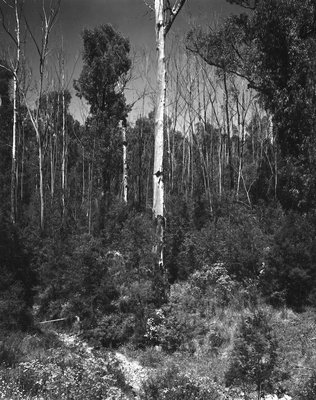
[3,0,242,123]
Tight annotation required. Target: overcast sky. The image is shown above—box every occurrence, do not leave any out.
[5,0,242,122]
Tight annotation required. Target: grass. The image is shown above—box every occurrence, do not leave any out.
[119,305,316,399]
[0,329,133,400]
[1,306,316,399]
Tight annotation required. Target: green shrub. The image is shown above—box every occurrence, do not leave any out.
[260,211,316,309]
[0,345,130,399]
[225,309,278,399]
[0,339,22,367]
[297,370,316,400]
[176,204,267,282]
[140,365,220,400]
[91,313,135,348]
[0,220,35,332]
[138,347,163,368]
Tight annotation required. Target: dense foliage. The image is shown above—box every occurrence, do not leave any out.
[1,1,316,398]
[225,310,278,397]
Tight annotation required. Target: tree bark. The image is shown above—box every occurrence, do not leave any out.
[122,121,128,203]
[223,71,234,190]
[61,87,66,220]
[151,0,187,270]
[153,0,166,268]
[10,0,21,225]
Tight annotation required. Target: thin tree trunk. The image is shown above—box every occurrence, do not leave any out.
[50,129,55,200]
[10,0,21,224]
[82,146,85,205]
[20,124,25,202]
[11,74,18,224]
[88,161,92,235]
[61,87,66,219]
[223,72,234,190]
[38,142,45,231]
[219,132,222,198]
[122,121,128,203]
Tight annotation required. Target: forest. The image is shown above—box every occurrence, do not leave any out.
[1,0,316,399]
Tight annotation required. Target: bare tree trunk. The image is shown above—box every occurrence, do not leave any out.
[223,71,234,190]
[50,101,55,200]
[82,146,85,205]
[236,92,244,199]
[218,134,222,199]
[38,141,45,231]
[61,87,66,219]
[20,123,25,202]
[11,73,18,223]
[150,0,187,271]
[10,0,21,224]
[153,0,166,268]
[122,121,128,203]
[88,161,92,235]
[23,0,61,232]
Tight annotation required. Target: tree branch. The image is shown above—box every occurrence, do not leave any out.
[143,0,154,12]
[164,0,186,37]
[226,0,257,10]
[0,4,18,46]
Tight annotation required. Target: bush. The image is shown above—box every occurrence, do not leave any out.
[297,370,316,400]
[140,365,220,400]
[225,309,278,399]
[35,234,117,324]
[91,313,135,348]
[0,219,35,331]
[34,210,160,349]
[176,204,267,282]
[260,211,316,309]
[144,275,235,354]
[145,308,187,353]
[0,340,131,399]
[0,337,22,367]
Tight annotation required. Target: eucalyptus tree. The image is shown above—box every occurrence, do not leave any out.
[146,0,188,272]
[23,0,61,232]
[0,0,23,224]
[188,0,316,210]
[74,24,131,229]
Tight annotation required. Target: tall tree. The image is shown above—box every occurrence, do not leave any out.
[23,0,61,232]
[0,0,23,224]
[149,0,187,273]
[187,0,316,210]
[74,24,131,228]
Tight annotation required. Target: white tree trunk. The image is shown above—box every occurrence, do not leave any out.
[153,0,166,267]
[10,0,21,224]
[61,88,66,219]
[11,74,18,224]
[38,142,45,231]
[122,122,128,203]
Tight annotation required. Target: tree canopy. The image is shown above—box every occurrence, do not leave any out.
[74,24,131,122]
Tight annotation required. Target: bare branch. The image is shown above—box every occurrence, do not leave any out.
[0,62,12,74]
[1,0,13,8]
[24,16,41,57]
[165,0,187,36]
[0,4,18,45]
[143,0,154,12]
